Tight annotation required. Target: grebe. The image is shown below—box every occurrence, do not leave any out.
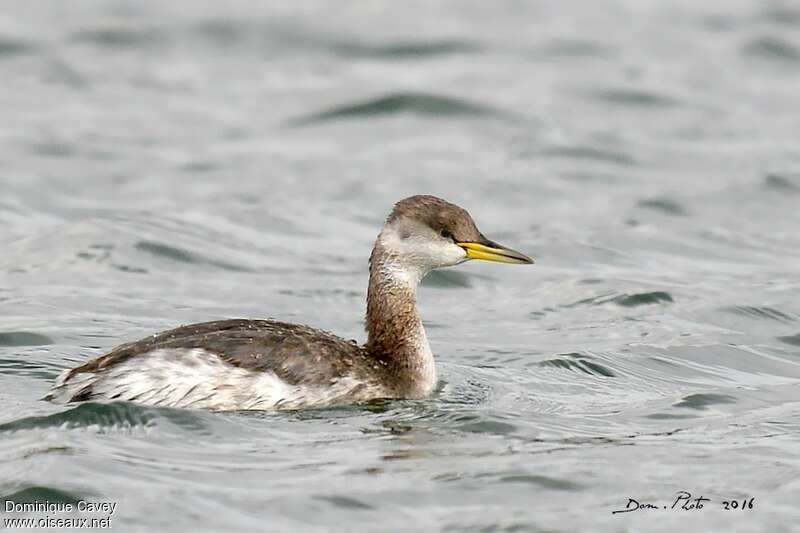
[47,195,533,410]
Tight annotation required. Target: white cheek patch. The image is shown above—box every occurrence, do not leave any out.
[437,240,469,267]
[380,222,468,272]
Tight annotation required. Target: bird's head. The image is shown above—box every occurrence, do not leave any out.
[375,195,533,279]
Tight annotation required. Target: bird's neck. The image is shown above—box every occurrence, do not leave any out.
[365,242,436,397]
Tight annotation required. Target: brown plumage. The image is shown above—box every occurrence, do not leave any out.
[48,195,533,410]
[387,195,478,237]
[49,320,384,403]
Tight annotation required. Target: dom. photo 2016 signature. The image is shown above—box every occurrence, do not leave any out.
[611,491,755,514]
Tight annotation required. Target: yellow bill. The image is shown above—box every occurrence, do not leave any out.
[457,240,534,265]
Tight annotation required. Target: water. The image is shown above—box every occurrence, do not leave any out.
[2,1,800,531]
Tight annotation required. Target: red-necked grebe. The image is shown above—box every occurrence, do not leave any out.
[47,195,533,410]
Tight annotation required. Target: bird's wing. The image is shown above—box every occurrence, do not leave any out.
[60,319,370,387]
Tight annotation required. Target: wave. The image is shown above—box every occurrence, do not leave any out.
[286,92,516,126]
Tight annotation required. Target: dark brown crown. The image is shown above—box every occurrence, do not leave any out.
[386,195,482,242]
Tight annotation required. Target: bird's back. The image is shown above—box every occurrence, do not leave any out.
[48,319,390,410]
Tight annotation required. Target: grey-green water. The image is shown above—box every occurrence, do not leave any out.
[2,1,800,531]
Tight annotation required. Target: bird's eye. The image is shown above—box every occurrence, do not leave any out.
[440,229,454,241]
